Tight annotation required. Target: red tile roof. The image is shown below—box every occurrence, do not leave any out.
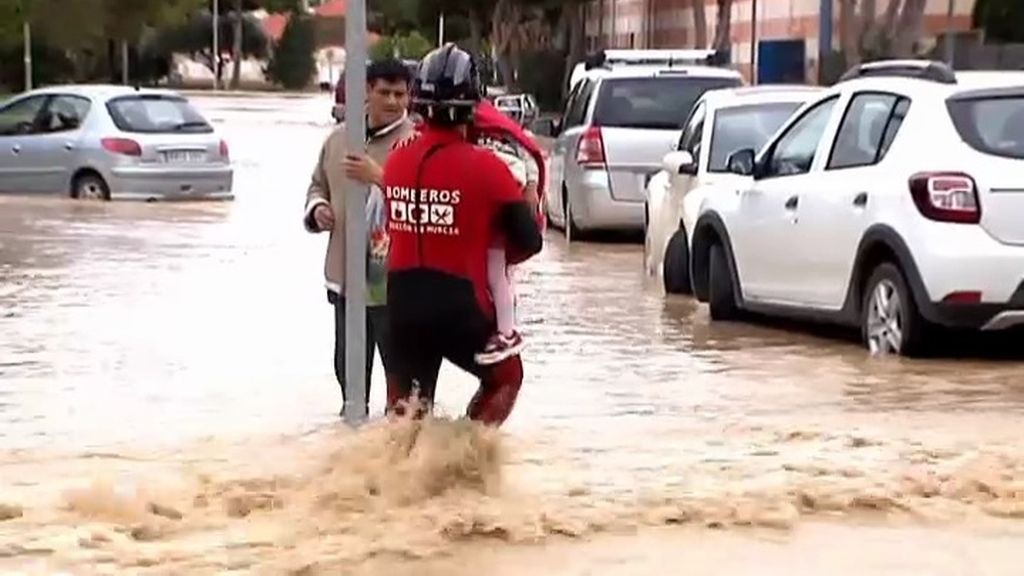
[262,13,289,42]
[314,0,345,18]
[261,1,355,43]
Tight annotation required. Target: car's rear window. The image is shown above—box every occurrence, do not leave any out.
[106,95,213,134]
[708,102,803,172]
[592,76,741,130]
[947,95,1024,159]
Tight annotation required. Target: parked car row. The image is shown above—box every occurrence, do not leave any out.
[0,85,233,201]
[643,60,1024,357]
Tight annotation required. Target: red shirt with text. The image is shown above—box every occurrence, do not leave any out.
[382,126,524,315]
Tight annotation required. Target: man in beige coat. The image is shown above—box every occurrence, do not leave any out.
[303,59,417,416]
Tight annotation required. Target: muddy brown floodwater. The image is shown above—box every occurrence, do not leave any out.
[1,94,1023,575]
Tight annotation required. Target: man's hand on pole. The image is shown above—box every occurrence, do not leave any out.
[343,153,383,187]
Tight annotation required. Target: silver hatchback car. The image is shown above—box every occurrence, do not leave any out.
[539,66,743,236]
[0,85,232,201]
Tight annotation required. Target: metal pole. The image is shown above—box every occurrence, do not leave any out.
[944,0,955,66]
[343,0,368,426]
[23,22,32,91]
[212,0,220,90]
[438,12,445,46]
[121,40,129,85]
[749,0,758,84]
[818,0,832,84]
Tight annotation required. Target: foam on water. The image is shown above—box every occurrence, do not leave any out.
[3,411,1024,574]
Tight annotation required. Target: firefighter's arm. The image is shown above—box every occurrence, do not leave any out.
[499,202,543,264]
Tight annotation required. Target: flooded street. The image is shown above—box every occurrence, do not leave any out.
[2,93,1024,574]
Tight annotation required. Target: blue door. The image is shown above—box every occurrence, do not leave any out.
[757,39,807,84]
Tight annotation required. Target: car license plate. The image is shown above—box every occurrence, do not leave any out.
[162,150,206,164]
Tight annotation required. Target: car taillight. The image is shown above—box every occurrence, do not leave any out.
[219,139,230,160]
[908,172,980,224]
[575,126,606,168]
[101,137,141,157]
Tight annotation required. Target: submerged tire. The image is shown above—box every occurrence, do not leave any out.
[861,262,931,357]
[708,243,739,320]
[663,229,692,295]
[72,172,110,201]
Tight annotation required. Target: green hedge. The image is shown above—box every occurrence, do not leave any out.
[266,12,316,90]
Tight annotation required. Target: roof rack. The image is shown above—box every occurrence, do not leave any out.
[838,59,957,84]
[583,48,727,71]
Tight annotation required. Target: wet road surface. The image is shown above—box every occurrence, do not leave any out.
[1,93,1023,574]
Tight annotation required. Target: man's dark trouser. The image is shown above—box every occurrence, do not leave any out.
[329,290,391,411]
[385,299,524,427]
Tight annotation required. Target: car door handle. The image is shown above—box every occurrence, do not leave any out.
[64,142,75,151]
[853,192,868,207]
[11,144,20,154]
[784,195,799,210]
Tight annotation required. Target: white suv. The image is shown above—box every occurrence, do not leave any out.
[689,60,1024,356]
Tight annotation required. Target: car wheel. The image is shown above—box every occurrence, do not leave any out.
[548,185,566,231]
[563,186,583,240]
[642,202,652,273]
[708,242,739,320]
[663,229,693,295]
[72,172,110,201]
[861,263,930,357]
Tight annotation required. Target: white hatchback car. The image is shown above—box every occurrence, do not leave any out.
[644,85,824,294]
[689,60,1024,356]
[0,85,232,201]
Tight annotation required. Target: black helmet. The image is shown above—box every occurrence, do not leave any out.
[413,43,482,125]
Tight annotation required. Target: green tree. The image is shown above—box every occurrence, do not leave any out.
[0,0,26,50]
[151,12,268,57]
[368,0,422,35]
[370,30,432,60]
[0,0,203,88]
[265,11,315,89]
[225,0,303,89]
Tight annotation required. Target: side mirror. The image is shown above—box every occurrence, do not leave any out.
[662,150,697,176]
[726,148,756,177]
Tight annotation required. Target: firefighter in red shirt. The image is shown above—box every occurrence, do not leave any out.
[381,43,543,426]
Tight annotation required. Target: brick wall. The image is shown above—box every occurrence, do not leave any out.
[585,0,978,82]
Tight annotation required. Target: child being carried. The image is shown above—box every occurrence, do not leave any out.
[475,135,541,365]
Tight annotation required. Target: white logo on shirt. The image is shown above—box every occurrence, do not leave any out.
[385,186,462,236]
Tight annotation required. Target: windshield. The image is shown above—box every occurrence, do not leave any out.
[948,95,1024,160]
[106,95,213,134]
[708,102,803,172]
[592,76,741,130]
